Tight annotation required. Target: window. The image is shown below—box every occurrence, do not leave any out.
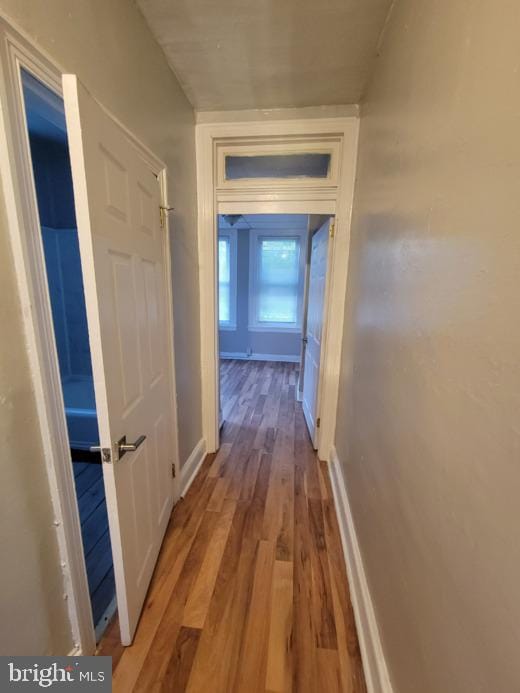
[225,153,331,180]
[218,229,237,329]
[249,231,305,332]
[216,140,341,189]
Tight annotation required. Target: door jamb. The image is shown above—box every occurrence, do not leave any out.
[0,17,180,654]
[196,118,359,461]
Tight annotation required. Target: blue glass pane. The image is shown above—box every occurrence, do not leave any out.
[226,153,331,180]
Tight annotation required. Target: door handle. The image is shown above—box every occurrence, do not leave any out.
[89,434,146,462]
[302,337,308,344]
[117,434,146,459]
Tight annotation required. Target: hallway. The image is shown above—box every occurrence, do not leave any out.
[102,360,366,692]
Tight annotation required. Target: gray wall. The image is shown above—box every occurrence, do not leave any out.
[219,228,302,359]
[335,1,520,691]
[0,0,200,655]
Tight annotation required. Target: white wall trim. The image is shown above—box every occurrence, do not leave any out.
[180,438,207,497]
[158,169,182,506]
[220,352,300,363]
[196,104,359,124]
[329,445,394,693]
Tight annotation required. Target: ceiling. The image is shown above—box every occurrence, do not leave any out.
[137,0,393,111]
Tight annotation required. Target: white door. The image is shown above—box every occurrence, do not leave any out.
[63,75,176,644]
[302,219,330,448]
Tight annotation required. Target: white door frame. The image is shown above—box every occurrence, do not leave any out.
[0,17,181,654]
[196,117,359,460]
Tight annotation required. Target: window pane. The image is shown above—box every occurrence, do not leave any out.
[219,238,230,282]
[225,153,331,180]
[218,237,230,323]
[259,239,299,285]
[258,286,298,323]
[219,283,230,323]
[257,238,299,324]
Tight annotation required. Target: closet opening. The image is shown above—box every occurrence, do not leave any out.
[21,69,116,641]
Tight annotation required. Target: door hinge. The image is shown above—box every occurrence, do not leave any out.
[159,205,175,229]
[171,462,177,478]
[329,220,336,239]
[316,417,321,428]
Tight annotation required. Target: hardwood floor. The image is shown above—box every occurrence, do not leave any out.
[100,360,366,692]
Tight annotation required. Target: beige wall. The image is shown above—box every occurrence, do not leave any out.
[0,185,72,654]
[0,0,201,654]
[335,1,520,691]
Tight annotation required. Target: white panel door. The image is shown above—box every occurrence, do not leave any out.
[63,75,175,644]
[302,219,330,448]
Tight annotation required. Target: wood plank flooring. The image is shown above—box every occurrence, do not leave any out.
[73,461,115,628]
[100,360,366,692]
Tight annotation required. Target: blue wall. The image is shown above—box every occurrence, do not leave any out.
[28,133,92,380]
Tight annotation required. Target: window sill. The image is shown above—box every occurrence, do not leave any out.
[248,324,301,334]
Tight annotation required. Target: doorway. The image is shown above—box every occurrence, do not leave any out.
[217,213,333,446]
[196,118,359,460]
[20,70,116,640]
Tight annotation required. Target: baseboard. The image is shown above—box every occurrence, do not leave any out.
[219,351,247,360]
[180,438,207,497]
[329,445,393,693]
[220,351,300,363]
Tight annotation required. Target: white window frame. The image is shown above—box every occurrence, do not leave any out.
[218,227,237,330]
[216,138,342,189]
[248,228,306,333]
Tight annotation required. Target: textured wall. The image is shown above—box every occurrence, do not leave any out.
[335,1,520,691]
[0,0,200,655]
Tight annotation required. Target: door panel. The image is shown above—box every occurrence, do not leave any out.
[302,219,330,447]
[63,74,175,644]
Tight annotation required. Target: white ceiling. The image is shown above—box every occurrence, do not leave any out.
[137,0,393,111]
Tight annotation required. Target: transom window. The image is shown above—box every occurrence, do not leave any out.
[216,139,341,189]
[225,153,331,180]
